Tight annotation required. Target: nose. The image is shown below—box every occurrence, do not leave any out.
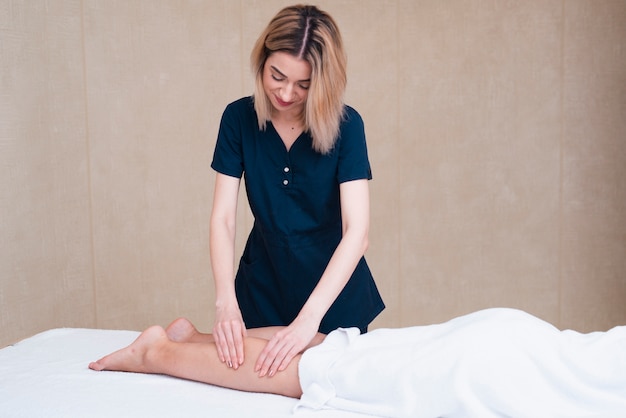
[279,84,295,101]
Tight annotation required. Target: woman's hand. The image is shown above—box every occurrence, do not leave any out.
[254,317,318,377]
[212,304,247,369]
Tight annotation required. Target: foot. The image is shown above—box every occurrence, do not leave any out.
[89,325,167,373]
[165,317,213,343]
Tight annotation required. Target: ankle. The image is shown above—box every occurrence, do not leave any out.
[140,326,169,372]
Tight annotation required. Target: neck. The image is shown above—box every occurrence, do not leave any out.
[272,104,304,121]
[272,112,303,129]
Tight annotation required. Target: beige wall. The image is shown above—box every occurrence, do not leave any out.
[1,0,625,347]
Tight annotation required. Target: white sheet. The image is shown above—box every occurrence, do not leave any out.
[0,328,368,418]
[296,308,626,418]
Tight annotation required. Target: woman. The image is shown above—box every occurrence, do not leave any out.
[209,4,384,378]
[90,308,626,417]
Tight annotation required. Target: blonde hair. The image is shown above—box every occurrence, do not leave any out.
[251,5,347,154]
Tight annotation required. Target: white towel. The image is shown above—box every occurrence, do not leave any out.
[295,308,626,417]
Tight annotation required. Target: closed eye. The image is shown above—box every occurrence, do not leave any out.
[270,65,309,89]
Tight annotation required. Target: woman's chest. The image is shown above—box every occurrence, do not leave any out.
[244,141,337,190]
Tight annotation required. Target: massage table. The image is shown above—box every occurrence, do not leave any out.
[3,309,625,417]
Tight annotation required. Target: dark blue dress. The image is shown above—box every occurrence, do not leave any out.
[211,97,385,334]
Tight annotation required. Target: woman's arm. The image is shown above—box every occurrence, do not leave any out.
[255,178,370,377]
[210,172,247,369]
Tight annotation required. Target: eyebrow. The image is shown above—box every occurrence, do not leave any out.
[270,65,310,83]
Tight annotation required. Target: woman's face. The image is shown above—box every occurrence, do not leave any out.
[262,51,311,117]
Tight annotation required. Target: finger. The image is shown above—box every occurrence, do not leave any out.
[255,339,278,377]
[254,340,276,377]
[223,325,239,368]
[259,341,291,377]
[268,344,294,377]
[225,322,245,369]
[231,321,245,366]
[216,323,236,367]
[277,348,298,372]
[212,326,226,363]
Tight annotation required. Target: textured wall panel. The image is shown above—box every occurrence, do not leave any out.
[561,0,626,331]
[83,0,242,331]
[2,1,625,346]
[397,0,564,326]
[0,0,94,346]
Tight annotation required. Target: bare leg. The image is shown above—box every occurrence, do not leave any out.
[164,318,326,351]
[165,318,212,343]
[247,327,327,350]
[89,325,302,398]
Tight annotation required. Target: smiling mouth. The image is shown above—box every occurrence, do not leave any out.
[275,96,293,107]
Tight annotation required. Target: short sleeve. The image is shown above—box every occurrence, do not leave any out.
[336,107,373,183]
[211,100,246,178]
